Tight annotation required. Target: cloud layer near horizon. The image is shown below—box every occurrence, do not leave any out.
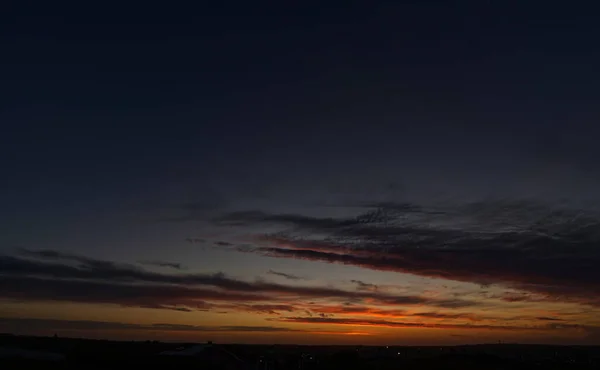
[3,198,600,341]
[1,245,588,336]
[0,317,303,333]
[212,199,600,308]
[0,249,480,316]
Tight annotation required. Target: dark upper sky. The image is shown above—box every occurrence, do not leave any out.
[3,2,600,215]
[2,1,600,343]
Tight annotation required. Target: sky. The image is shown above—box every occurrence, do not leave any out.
[1,1,600,345]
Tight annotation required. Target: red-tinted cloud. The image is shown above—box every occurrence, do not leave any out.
[217,200,600,307]
[272,316,567,331]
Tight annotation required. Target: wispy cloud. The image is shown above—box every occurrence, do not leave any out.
[350,280,378,291]
[139,260,185,270]
[271,317,578,332]
[267,270,305,281]
[185,238,206,244]
[300,305,566,324]
[0,317,302,333]
[0,275,270,309]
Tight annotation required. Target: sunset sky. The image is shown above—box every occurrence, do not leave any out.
[2,2,600,345]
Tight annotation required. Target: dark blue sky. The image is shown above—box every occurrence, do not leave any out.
[2,2,599,213]
[2,0,600,243]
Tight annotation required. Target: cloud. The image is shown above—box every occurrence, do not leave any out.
[302,305,561,324]
[0,252,476,311]
[410,312,481,320]
[535,316,565,321]
[139,260,185,270]
[214,210,371,229]
[214,241,233,246]
[209,325,301,333]
[0,318,379,338]
[185,238,206,244]
[217,200,600,306]
[0,275,271,309]
[267,270,305,281]
[350,280,378,291]
[271,317,566,331]
[0,317,301,333]
[18,248,119,268]
[233,304,297,315]
[305,305,408,318]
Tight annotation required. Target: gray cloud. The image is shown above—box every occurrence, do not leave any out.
[267,270,305,281]
[139,260,185,270]
[217,199,600,306]
[0,317,301,333]
[0,251,476,311]
[214,241,233,246]
[350,280,378,291]
[271,317,572,332]
[185,238,206,244]
[233,304,296,315]
[0,275,270,309]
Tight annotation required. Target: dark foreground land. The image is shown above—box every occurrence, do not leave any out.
[1,333,599,369]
